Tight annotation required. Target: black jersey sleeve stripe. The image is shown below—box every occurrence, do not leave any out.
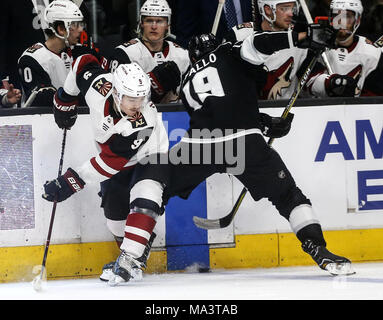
[252,31,297,55]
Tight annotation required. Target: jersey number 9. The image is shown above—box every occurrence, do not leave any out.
[183,67,225,110]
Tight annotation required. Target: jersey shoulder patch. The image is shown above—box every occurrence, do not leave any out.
[26,43,44,53]
[92,77,113,96]
[374,35,383,48]
[122,39,139,48]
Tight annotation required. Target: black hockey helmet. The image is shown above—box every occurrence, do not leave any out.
[188,33,219,62]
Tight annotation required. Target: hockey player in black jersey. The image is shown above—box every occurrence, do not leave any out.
[162,33,354,276]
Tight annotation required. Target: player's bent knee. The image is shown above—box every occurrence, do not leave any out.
[106,219,126,238]
[275,186,311,220]
[130,179,164,215]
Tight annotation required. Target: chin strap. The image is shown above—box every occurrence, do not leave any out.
[51,26,71,48]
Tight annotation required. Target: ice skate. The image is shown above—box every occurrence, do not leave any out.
[100,232,156,282]
[101,259,143,283]
[302,239,355,276]
[99,261,116,282]
[108,251,143,286]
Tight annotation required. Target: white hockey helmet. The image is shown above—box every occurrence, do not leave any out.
[138,0,172,36]
[258,0,299,25]
[112,63,151,118]
[44,0,84,44]
[330,0,363,33]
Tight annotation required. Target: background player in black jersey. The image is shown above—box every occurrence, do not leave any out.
[162,33,354,276]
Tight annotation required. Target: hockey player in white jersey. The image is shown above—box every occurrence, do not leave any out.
[17,0,98,107]
[306,0,383,97]
[107,0,190,104]
[42,53,169,285]
[238,0,348,100]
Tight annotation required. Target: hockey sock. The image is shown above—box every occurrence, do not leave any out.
[296,223,327,247]
[120,211,157,258]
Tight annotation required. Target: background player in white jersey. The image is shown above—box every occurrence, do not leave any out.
[107,0,190,104]
[306,0,383,97]
[41,53,169,285]
[238,0,356,100]
[17,0,96,107]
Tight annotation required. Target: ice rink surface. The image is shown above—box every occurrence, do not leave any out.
[1,261,383,301]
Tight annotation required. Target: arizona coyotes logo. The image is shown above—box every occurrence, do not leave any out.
[92,77,113,96]
[129,112,148,129]
[262,57,294,100]
[347,64,362,96]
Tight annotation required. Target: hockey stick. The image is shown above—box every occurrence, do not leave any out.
[298,0,334,75]
[22,86,39,108]
[22,86,57,108]
[193,186,247,229]
[212,0,225,36]
[193,50,322,230]
[32,128,67,291]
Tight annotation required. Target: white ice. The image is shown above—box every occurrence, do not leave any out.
[1,261,383,300]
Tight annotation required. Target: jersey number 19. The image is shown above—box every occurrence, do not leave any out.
[183,66,225,110]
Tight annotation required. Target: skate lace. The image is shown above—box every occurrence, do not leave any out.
[119,251,142,270]
[303,240,319,257]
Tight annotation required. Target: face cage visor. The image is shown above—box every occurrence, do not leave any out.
[330,9,359,32]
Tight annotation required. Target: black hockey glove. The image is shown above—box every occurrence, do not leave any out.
[297,23,337,51]
[259,113,294,138]
[42,168,85,202]
[53,87,78,129]
[71,44,102,62]
[325,74,358,97]
[148,61,181,95]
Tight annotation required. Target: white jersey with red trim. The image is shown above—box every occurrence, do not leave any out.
[17,43,73,105]
[307,36,383,97]
[62,55,169,185]
[240,30,309,100]
[108,38,190,77]
[107,38,190,103]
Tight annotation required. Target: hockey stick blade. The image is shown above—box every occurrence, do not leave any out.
[193,216,222,229]
[32,265,47,292]
[193,187,247,230]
